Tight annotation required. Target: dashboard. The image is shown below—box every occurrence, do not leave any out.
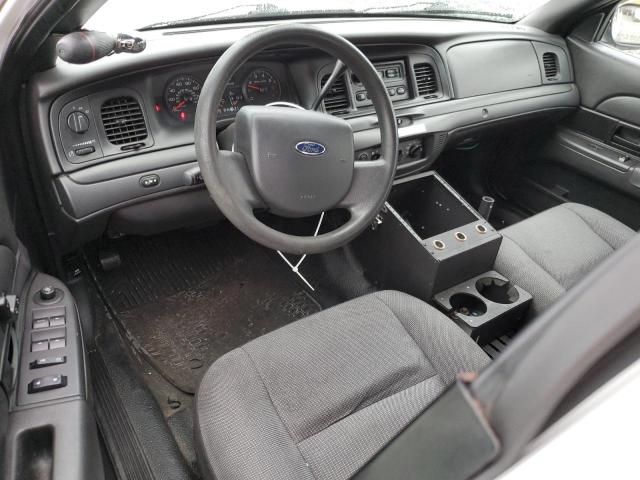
[53,60,298,167]
[26,18,580,251]
[50,47,443,171]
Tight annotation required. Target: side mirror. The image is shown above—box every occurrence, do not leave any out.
[611,2,640,47]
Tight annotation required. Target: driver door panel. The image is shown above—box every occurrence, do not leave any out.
[0,156,104,479]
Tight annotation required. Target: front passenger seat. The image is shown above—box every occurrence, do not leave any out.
[494,202,636,315]
[195,291,489,480]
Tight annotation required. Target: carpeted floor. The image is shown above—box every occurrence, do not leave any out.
[89,222,321,393]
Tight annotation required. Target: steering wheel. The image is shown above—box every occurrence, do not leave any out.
[194,24,398,255]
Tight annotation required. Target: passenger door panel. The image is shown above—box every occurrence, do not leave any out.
[597,96,640,126]
[501,11,640,229]
[569,37,640,112]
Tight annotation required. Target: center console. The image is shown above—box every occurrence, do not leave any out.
[356,172,532,345]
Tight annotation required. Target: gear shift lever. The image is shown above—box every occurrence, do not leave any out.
[478,196,495,221]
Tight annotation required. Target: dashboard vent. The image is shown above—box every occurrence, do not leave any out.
[101,96,148,146]
[413,63,438,97]
[542,52,559,79]
[321,74,350,116]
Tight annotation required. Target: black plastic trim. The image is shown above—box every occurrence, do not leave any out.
[15,273,86,408]
[354,382,499,480]
[3,399,104,480]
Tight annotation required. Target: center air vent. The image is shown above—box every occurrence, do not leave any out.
[413,63,438,97]
[101,96,148,146]
[542,52,559,79]
[321,74,350,116]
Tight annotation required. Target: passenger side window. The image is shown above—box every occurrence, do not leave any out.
[601,1,640,58]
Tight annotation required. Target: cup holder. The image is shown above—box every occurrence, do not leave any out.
[475,277,520,304]
[434,272,532,342]
[449,293,487,317]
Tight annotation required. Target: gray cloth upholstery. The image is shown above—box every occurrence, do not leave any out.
[495,203,635,315]
[195,290,489,480]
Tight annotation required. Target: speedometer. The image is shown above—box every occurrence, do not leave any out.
[165,74,202,121]
[243,69,281,104]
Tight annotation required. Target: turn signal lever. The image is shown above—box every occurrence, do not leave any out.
[311,59,346,110]
[56,31,146,64]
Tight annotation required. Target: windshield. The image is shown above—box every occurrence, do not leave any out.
[85,0,551,31]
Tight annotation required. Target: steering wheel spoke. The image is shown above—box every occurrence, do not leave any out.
[216,149,266,209]
[337,159,391,214]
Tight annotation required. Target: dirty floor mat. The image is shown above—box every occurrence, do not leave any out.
[89,222,321,393]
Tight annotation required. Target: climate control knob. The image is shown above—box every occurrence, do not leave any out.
[67,111,90,134]
[408,144,424,159]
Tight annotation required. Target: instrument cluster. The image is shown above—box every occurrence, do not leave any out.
[163,67,284,122]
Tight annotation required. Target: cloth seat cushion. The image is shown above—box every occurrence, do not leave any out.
[195,290,490,480]
[494,202,635,315]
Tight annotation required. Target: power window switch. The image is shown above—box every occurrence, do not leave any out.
[33,318,50,329]
[49,338,66,350]
[49,315,66,327]
[31,340,49,352]
[30,356,67,369]
[28,374,67,394]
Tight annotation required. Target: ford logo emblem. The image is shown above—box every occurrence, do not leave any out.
[295,141,326,156]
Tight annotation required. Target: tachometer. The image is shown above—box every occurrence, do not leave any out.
[165,74,202,121]
[243,69,281,104]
